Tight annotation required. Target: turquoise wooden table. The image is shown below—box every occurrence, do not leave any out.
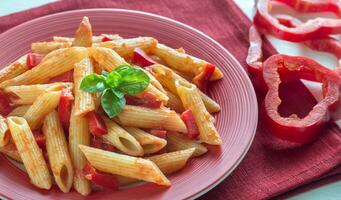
[0,0,340,199]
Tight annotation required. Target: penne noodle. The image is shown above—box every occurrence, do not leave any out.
[7,117,52,189]
[0,140,22,162]
[149,64,220,113]
[92,92,101,111]
[123,127,167,155]
[99,37,158,57]
[88,47,128,71]
[0,54,28,83]
[73,16,93,47]
[151,43,223,80]
[0,115,9,147]
[139,67,167,94]
[115,105,187,133]
[4,82,72,105]
[53,34,122,43]
[8,105,31,117]
[117,148,195,186]
[102,118,144,156]
[23,89,61,130]
[167,132,208,157]
[43,111,74,193]
[176,81,222,145]
[79,145,170,186]
[0,47,88,88]
[31,41,72,54]
[68,105,91,196]
[74,58,95,116]
[165,89,185,113]
[136,84,169,105]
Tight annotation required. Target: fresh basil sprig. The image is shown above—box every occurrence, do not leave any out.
[80,65,150,118]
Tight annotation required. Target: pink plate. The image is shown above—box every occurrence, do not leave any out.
[0,9,257,200]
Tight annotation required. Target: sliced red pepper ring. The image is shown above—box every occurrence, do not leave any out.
[83,162,119,190]
[262,54,341,143]
[192,63,216,93]
[254,0,341,42]
[246,25,263,76]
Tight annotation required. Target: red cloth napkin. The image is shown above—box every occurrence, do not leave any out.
[0,0,340,199]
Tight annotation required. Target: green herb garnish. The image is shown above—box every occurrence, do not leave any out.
[80,65,150,118]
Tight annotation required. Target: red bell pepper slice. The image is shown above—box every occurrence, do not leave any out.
[180,109,200,140]
[192,63,216,93]
[33,130,46,150]
[254,0,341,42]
[58,88,74,132]
[125,93,162,109]
[150,130,167,138]
[48,70,73,83]
[131,48,156,67]
[0,91,13,116]
[261,54,341,143]
[91,136,116,152]
[87,111,108,136]
[101,36,112,42]
[246,25,263,77]
[26,53,44,69]
[83,162,119,190]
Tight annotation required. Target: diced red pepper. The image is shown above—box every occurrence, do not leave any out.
[125,93,162,109]
[254,0,341,42]
[192,63,216,93]
[83,162,119,190]
[180,109,200,139]
[91,136,116,152]
[26,53,44,69]
[48,70,73,83]
[150,130,167,138]
[58,88,74,132]
[87,111,108,136]
[261,54,341,144]
[33,130,46,150]
[0,91,13,116]
[101,36,112,42]
[131,48,156,67]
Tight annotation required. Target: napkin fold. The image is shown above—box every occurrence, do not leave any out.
[0,0,340,199]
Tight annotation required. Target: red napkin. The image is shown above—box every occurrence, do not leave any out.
[0,0,340,199]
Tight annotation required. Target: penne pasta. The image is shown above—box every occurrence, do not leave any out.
[165,89,185,113]
[8,105,31,117]
[115,105,187,133]
[99,37,158,57]
[79,145,170,186]
[176,81,222,145]
[167,132,208,157]
[0,54,28,83]
[31,41,72,54]
[0,47,88,88]
[88,47,128,71]
[74,58,95,116]
[68,105,91,196]
[151,43,223,80]
[7,117,52,189]
[102,118,144,156]
[0,115,9,147]
[53,34,122,43]
[73,16,93,47]
[117,148,195,186]
[23,89,61,130]
[136,84,169,105]
[123,127,167,155]
[43,111,74,193]
[149,64,220,113]
[0,140,22,162]
[4,82,72,105]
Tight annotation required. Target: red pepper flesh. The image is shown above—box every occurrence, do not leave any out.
[58,88,74,132]
[150,130,167,138]
[180,109,200,140]
[131,48,156,67]
[26,53,44,69]
[33,130,46,150]
[87,111,108,136]
[83,162,119,190]
[125,93,162,109]
[192,63,216,93]
[262,54,340,143]
[91,136,117,152]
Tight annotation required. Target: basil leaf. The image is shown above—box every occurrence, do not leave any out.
[117,68,150,96]
[106,71,121,88]
[101,70,109,77]
[101,88,125,118]
[80,74,107,93]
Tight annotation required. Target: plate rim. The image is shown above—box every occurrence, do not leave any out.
[0,8,258,199]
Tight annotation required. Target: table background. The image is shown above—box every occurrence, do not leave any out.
[0,0,340,199]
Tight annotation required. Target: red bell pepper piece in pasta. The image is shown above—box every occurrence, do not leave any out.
[87,111,108,136]
[58,88,74,132]
[101,36,112,42]
[83,162,119,190]
[180,109,200,139]
[132,48,156,67]
[33,130,46,150]
[91,136,116,152]
[254,0,341,42]
[26,53,44,69]
[48,70,73,83]
[0,91,13,116]
[192,63,216,93]
[150,130,167,138]
[125,93,162,109]
[261,54,341,143]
